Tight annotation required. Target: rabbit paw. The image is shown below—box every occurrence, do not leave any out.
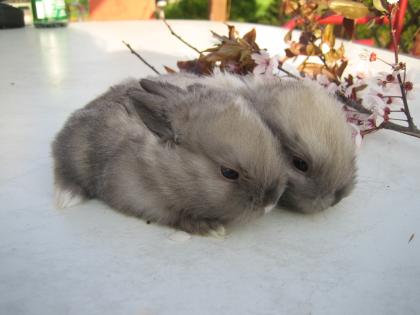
[54,187,86,208]
[208,225,226,239]
[178,217,226,238]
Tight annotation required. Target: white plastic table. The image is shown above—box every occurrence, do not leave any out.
[1,20,419,315]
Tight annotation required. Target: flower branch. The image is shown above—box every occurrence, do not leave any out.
[124,17,419,142]
[122,40,161,75]
[162,19,202,56]
[387,7,417,130]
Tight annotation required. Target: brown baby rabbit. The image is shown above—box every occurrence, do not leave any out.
[52,79,287,236]
[151,72,357,213]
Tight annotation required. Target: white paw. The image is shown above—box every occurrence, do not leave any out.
[264,203,277,214]
[54,187,85,209]
[208,225,226,239]
[168,231,191,242]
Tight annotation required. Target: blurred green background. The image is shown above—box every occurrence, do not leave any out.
[165,0,420,54]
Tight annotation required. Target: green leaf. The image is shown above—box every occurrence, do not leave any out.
[328,0,370,19]
[373,0,387,12]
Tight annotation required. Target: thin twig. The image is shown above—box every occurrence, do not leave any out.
[277,65,300,80]
[388,10,416,129]
[389,118,408,122]
[361,127,380,136]
[163,19,202,55]
[122,41,161,75]
[381,121,420,138]
[318,55,336,80]
[336,92,372,115]
[377,56,394,67]
[337,90,420,138]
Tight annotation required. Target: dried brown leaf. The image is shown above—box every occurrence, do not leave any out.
[408,233,415,243]
[283,0,298,15]
[285,48,297,58]
[298,62,336,80]
[239,49,252,62]
[204,44,243,62]
[343,18,355,39]
[177,59,214,75]
[354,83,368,92]
[324,49,343,67]
[336,59,348,78]
[336,43,346,59]
[328,0,370,19]
[322,24,335,48]
[210,31,229,43]
[284,29,293,43]
[227,24,236,40]
[164,66,177,74]
[299,31,314,45]
[243,28,257,45]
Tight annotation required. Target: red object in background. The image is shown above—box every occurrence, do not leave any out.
[89,0,156,20]
[392,0,408,49]
[283,15,389,29]
[283,0,408,49]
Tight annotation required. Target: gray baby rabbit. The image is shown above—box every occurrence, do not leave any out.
[150,72,357,213]
[52,79,287,235]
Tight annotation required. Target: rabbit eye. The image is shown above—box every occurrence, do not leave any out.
[292,157,308,172]
[221,166,239,180]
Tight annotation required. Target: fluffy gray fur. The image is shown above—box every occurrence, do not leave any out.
[52,79,287,235]
[150,72,357,213]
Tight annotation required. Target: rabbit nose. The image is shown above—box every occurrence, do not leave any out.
[333,187,347,206]
[313,194,335,211]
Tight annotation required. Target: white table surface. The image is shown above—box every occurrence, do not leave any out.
[1,20,420,315]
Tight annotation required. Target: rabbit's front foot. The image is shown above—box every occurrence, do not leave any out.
[176,216,226,238]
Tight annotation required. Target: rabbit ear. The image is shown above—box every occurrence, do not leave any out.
[128,83,179,141]
[140,79,185,98]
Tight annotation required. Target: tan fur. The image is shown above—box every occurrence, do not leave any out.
[151,73,357,213]
[52,79,288,235]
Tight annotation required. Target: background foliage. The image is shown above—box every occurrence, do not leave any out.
[164,0,419,54]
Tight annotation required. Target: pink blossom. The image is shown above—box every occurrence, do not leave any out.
[343,85,353,98]
[343,107,382,133]
[317,74,330,86]
[316,74,338,94]
[251,51,279,78]
[339,77,366,99]
[326,82,339,94]
[349,123,363,147]
[401,71,417,100]
[371,111,384,127]
[353,60,372,79]
[358,49,376,62]
[365,86,387,109]
[372,70,417,103]
[369,52,377,62]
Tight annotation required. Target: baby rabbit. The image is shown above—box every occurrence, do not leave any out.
[52,79,287,236]
[150,72,357,213]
